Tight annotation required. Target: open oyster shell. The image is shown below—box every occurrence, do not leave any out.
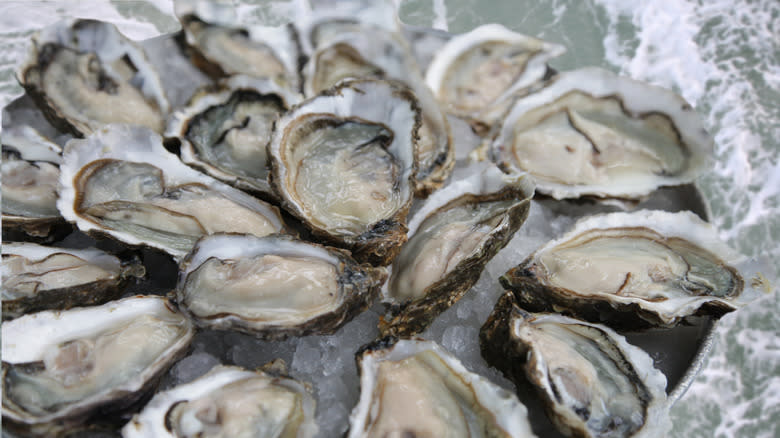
[500,210,759,330]
[481,293,671,438]
[379,164,534,337]
[268,79,420,265]
[2,242,144,320]
[1,296,194,437]
[166,75,302,201]
[348,338,537,437]
[176,233,387,339]
[17,19,169,136]
[57,124,286,261]
[489,67,713,200]
[426,24,565,132]
[122,364,318,438]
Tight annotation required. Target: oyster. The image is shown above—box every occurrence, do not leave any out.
[480,293,671,438]
[426,24,565,131]
[380,165,534,337]
[17,19,169,135]
[175,0,302,91]
[122,364,318,438]
[1,296,194,437]
[300,2,454,196]
[500,210,756,330]
[489,67,713,199]
[177,233,387,339]
[2,242,143,320]
[58,124,286,260]
[166,76,302,200]
[267,79,419,265]
[348,338,537,437]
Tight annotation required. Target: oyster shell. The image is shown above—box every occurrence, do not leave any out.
[176,233,387,340]
[58,124,286,260]
[489,67,713,199]
[17,19,169,135]
[500,210,756,330]
[426,24,565,131]
[123,364,318,438]
[480,293,671,438]
[267,79,419,265]
[175,0,302,91]
[2,242,143,320]
[348,338,537,437]
[1,296,194,437]
[379,165,534,337]
[166,76,302,201]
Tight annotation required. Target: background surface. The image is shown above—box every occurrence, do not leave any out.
[1,1,777,437]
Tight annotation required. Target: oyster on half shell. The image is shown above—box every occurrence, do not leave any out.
[268,79,420,265]
[500,210,757,330]
[489,67,713,200]
[380,164,534,337]
[348,338,537,437]
[17,19,169,135]
[481,293,671,438]
[123,364,318,438]
[176,233,387,339]
[2,296,194,437]
[58,124,286,260]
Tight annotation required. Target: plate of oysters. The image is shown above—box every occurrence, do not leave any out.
[1,1,769,437]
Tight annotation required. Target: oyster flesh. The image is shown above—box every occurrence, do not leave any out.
[123,364,318,438]
[166,75,302,200]
[2,296,194,437]
[58,124,286,260]
[426,24,565,131]
[500,210,756,330]
[177,233,387,339]
[348,338,537,437]
[2,242,143,320]
[17,19,169,135]
[267,79,419,265]
[480,293,671,438]
[489,67,713,199]
[380,164,534,337]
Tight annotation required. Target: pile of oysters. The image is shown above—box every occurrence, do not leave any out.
[1,1,768,437]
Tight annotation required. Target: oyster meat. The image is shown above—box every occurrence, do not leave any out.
[177,233,386,339]
[166,76,302,200]
[348,338,537,437]
[380,164,534,336]
[2,296,194,437]
[268,79,419,265]
[481,293,671,438]
[58,124,285,260]
[17,19,169,135]
[2,242,143,320]
[123,364,318,438]
[490,67,713,199]
[500,210,757,330]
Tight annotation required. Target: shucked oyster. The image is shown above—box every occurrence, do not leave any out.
[426,24,565,132]
[268,79,419,265]
[501,210,758,330]
[2,242,143,320]
[2,296,194,437]
[17,19,169,135]
[490,67,713,199]
[481,293,671,438]
[380,165,534,337]
[176,234,386,339]
[123,364,318,438]
[348,338,537,437]
[166,76,302,201]
[58,124,285,260]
